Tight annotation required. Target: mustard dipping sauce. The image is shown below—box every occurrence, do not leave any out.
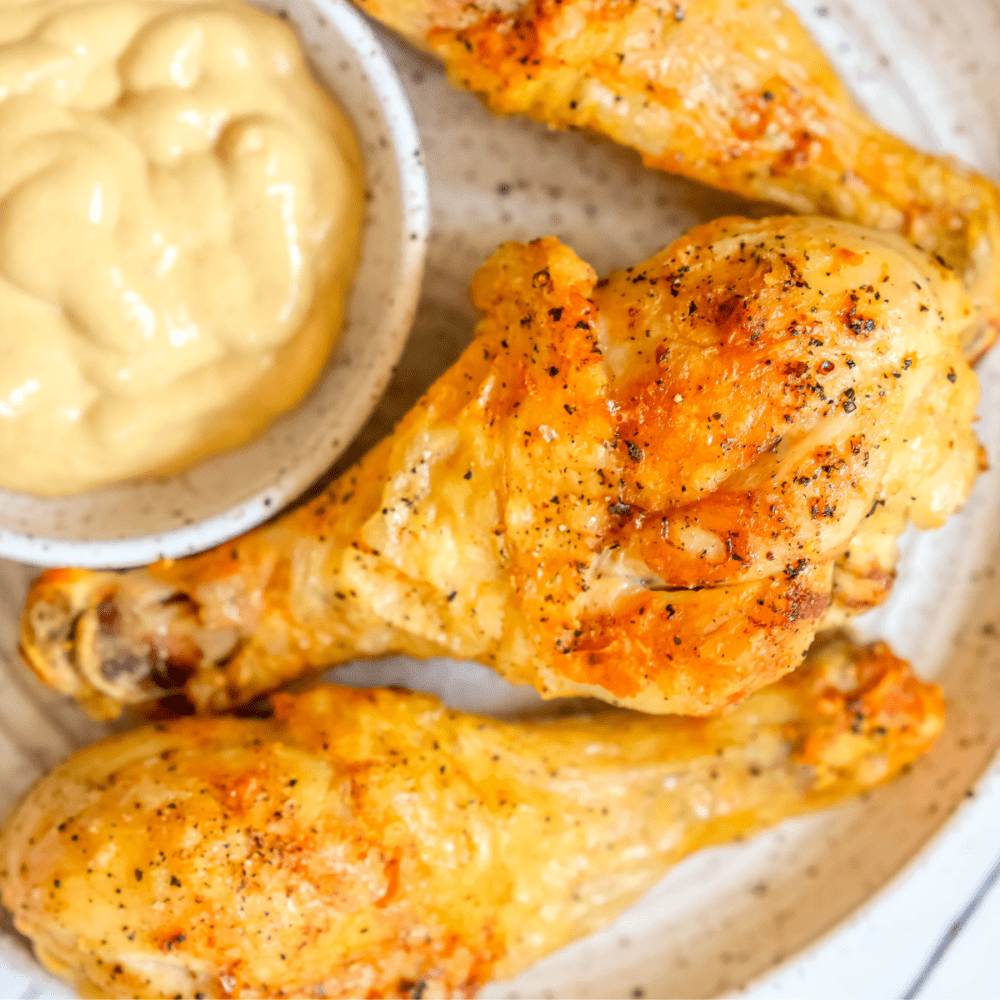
[0,0,363,496]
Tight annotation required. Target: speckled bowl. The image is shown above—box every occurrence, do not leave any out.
[0,0,428,569]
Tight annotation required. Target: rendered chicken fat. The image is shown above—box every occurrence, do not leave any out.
[0,0,363,495]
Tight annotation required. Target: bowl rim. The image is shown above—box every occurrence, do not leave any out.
[0,0,429,570]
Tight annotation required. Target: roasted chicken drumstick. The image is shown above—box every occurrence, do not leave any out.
[1,638,943,1000]
[356,0,1000,362]
[21,217,980,718]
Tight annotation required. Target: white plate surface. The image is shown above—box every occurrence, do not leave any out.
[1,0,999,996]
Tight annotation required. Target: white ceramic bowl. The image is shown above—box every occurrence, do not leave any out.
[0,0,428,569]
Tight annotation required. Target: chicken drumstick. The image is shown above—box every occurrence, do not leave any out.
[21,217,980,718]
[1,638,943,999]
[356,0,1000,361]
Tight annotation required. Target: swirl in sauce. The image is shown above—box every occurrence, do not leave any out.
[0,0,363,495]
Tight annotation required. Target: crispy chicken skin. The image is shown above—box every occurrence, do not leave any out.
[356,0,1000,363]
[0,639,943,1000]
[20,218,980,719]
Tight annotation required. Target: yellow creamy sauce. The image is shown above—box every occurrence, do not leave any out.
[0,0,363,495]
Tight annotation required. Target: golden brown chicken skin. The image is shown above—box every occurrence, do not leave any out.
[21,218,980,720]
[0,639,943,1000]
[356,0,1000,362]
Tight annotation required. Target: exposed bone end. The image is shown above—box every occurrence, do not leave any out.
[20,570,126,720]
[20,570,207,719]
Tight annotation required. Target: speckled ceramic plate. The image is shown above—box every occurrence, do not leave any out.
[1,0,1000,997]
[0,0,429,569]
